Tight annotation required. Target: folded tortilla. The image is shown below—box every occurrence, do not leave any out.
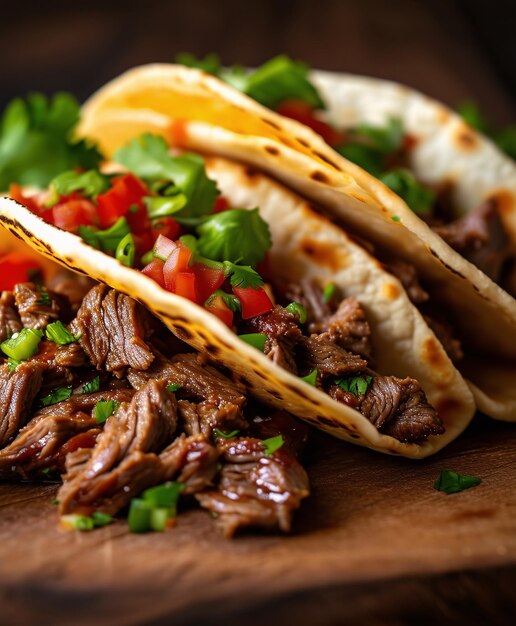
[76,64,516,421]
[0,153,475,458]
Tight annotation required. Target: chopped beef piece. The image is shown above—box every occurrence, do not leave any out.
[70,285,155,375]
[13,282,61,329]
[128,351,247,436]
[384,259,429,305]
[196,437,309,537]
[48,271,97,314]
[0,409,99,480]
[0,291,22,343]
[30,341,82,394]
[35,388,135,420]
[297,334,367,378]
[54,343,86,368]
[312,297,372,360]
[360,375,444,443]
[423,314,464,363]
[283,280,332,327]
[249,410,309,458]
[433,200,512,282]
[246,305,302,375]
[58,380,177,515]
[0,361,44,446]
[160,433,220,493]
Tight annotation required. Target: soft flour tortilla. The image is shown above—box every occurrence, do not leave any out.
[0,156,475,458]
[77,64,516,420]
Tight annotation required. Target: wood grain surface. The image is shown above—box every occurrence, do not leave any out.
[1,415,515,626]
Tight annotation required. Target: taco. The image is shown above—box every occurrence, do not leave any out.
[74,62,516,422]
[0,133,475,459]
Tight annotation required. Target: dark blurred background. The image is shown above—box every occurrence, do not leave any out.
[0,0,515,122]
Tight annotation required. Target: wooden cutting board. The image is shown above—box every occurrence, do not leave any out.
[1,414,515,626]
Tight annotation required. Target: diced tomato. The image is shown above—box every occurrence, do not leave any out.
[205,295,234,327]
[213,196,230,214]
[276,99,345,147]
[9,184,43,215]
[141,258,166,288]
[0,252,43,290]
[132,230,155,258]
[154,234,177,261]
[175,271,197,302]
[163,242,192,292]
[96,174,148,229]
[51,199,98,232]
[151,217,181,242]
[192,263,225,303]
[232,286,274,319]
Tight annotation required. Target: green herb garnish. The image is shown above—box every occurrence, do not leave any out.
[7,358,21,373]
[433,470,482,494]
[301,368,318,386]
[223,262,264,289]
[36,288,52,306]
[45,320,80,346]
[41,386,72,407]
[285,302,307,324]
[1,328,43,361]
[261,434,284,456]
[82,376,100,394]
[115,233,135,267]
[79,216,130,253]
[166,383,181,392]
[61,512,113,531]
[322,283,336,304]
[45,169,109,207]
[175,52,221,75]
[206,290,242,313]
[380,168,435,216]
[196,208,271,267]
[0,92,101,190]
[335,375,372,397]
[128,482,184,533]
[50,498,59,505]
[214,428,240,439]
[238,333,267,351]
[391,215,401,222]
[94,400,119,425]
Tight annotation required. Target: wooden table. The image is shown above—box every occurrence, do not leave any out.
[1,415,515,626]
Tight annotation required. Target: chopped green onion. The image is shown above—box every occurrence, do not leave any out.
[91,511,114,527]
[128,498,153,533]
[391,216,401,223]
[322,283,336,304]
[206,290,242,313]
[166,383,181,392]
[61,514,95,531]
[150,507,171,532]
[261,434,284,456]
[434,470,482,494]
[94,400,119,425]
[141,250,154,265]
[301,368,318,386]
[214,428,240,439]
[41,386,72,407]
[239,333,267,352]
[143,482,184,510]
[145,194,187,218]
[1,328,43,361]
[82,376,100,394]
[7,358,20,373]
[45,320,80,345]
[115,233,135,267]
[79,217,130,253]
[335,375,372,397]
[285,302,307,324]
[36,288,52,306]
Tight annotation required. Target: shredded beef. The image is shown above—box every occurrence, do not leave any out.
[283,280,332,327]
[48,271,97,314]
[128,351,247,436]
[13,282,61,329]
[249,410,309,458]
[0,410,99,480]
[35,389,135,420]
[29,341,83,395]
[433,200,512,283]
[312,297,372,360]
[70,285,155,375]
[0,292,22,343]
[159,433,220,493]
[359,375,444,443]
[384,259,429,305]
[58,380,177,515]
[54,343,86,368]
[0,361,44,446]
[196,437,309,537]
[297,334,367,378]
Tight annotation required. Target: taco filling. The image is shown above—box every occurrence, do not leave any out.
[8,134,444,444]
[176,54,516,297]
[0,272,310,536]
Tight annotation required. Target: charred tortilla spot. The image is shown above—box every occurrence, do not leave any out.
[264,145,279,156]
[454,124,479,151]
[317,416,343,428]
[310,171,329,184]
[261,118,281,130]
[429,248,467,280]
[436,107,450,124]
[297,138,309,148]
[268,390,283,400]
[174,325,193,341]
[205,345,220,357]
[245,167,258,178]
[421,337,449,371]
[382,282,400,300]
[487,190,515,217]
[300,237,343,271]
[313,150,340,170]
[350,433,360,439]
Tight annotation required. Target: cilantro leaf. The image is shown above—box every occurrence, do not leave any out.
[223,262,264,289]
[45,169,109,207]
[0,92,102,189]
[196,208,271,266]
[380,168,435,216]
[175,52,221,75]
[433,469,481,494]
[214,428,240,439]
[261,434,284,455]
[356,117,404,154]
[114,133,220,219]
[335,375,372,397]
[82,376,100,394]
[456,101,490,134]
[41,386,72,407]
